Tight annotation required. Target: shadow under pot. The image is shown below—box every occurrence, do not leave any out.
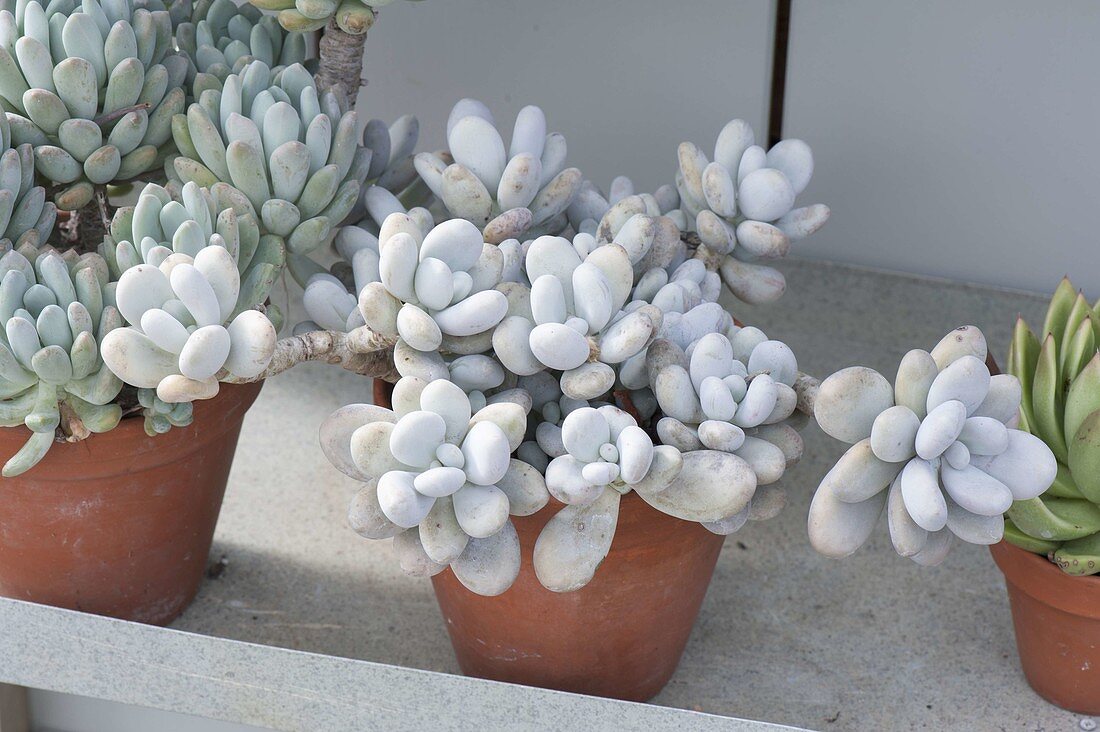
[372,378,727,702]
[0,381,264,625]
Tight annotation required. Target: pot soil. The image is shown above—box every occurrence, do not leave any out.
[990,539,1100,714]
[374,378,726,701]
[0,381,263,625]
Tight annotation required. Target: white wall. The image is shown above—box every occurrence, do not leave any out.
[783,0,1100,293]
[357,0,776,197]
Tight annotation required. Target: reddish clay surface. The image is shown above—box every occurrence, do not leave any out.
[990,540,1100,714]
[432,495,726,701]
[0,381,263,625]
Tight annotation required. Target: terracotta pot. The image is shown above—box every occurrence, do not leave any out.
[373,378,726,700]
[0,381,263,625]
[432,496,726,701]
[990,540,1100,714]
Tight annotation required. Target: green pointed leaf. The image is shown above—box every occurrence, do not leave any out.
[1033,334,1068,462]
[1007,496,1100,542]
[1068,409,1100,503]
[1045,460,1085,499]
[1062,313,1098,384]
[1065,354,1100,444]
[1042,276,1076,345]
[1004,517,1061,555]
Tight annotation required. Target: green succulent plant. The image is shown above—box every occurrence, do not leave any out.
[174,0,313,84]
[0,0,189,210]
[0,116,54,250]
[169,60,367,257]
[103,179,283,327]
[0,247,123,475]
[1006,277,1100,575]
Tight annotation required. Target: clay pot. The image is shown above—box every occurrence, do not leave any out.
[432,496,726,701]
[372,378,726,700]
[0,381,263,625]
[990,540,1100,714]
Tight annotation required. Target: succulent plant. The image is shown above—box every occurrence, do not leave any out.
[413,99,582,243]
[175,0,313,84]
[100,238,278,404]
[567,174,685,236]
[808,326,1056,565]
[320,375,546,596]
[650,328,800,458]
[303,212,509,354]
[492,235,663,400]
[676,119,830,305]
[0,0,189,210]
[170,60,367,256]
[0,119,53,250]
[0,248,124,475]
[104,180,283,326]
[1006,278,1100,575]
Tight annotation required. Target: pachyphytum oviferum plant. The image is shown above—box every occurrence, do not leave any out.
[1005,279,1100,575]
[310,107,823,596]
[807,326,1056,565]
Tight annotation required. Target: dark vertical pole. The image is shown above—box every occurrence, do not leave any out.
[767,0,792,148]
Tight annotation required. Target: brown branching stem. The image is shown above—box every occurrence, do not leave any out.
[222,326,399,384]
[58,186,113,251]
[316,18,371,109]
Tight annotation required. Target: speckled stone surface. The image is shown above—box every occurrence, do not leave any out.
[0,259,1090,731]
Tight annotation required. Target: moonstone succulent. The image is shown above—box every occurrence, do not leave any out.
[808,327,1057,564]
[676,119,830,305]
[413,99,582,243]
[320,375,549,596]
[100,247,277,404]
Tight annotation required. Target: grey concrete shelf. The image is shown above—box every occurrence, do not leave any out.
[0,259,1087,730]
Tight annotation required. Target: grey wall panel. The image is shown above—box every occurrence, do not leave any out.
[357,0,776,196]
[783,0,1100,293]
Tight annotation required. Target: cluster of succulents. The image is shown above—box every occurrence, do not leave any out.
[413,100,581,243]
[0,0,188,209]
[0,248,123,475]
[312,145,813,592]
[170,60,366,256]
[175,0,313,84]
[677,119,830,305]
[1006,279,1100,574]
[808,326,1056,565]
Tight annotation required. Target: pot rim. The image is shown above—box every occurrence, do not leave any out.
[989,539,1100,618]
[0,380,263,479]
